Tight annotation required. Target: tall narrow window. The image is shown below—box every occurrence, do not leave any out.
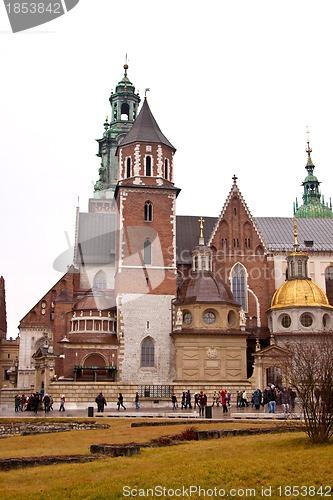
[126,158,131,178]
[141,337,155,367]
[231,263,247,311]
[144,238,152,265]
[145,156,152,176]
[144,201,153,222]
[164,159,169,180]
[93,270,107,289]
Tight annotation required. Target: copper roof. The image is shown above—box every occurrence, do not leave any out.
[176,271,239,305]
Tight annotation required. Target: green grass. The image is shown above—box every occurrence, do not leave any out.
[0,419,331,499]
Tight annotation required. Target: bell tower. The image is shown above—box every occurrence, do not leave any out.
[114,96,180,383]
[93,62,141,200]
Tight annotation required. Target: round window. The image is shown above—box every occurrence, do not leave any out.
[300,313,313,327]
[203,311,216,324]
[183,312,192,325]
[281,314,291,328]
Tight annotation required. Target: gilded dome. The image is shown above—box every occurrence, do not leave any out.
[270,278,332,309]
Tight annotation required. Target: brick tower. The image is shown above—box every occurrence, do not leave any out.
[114,96,180,382]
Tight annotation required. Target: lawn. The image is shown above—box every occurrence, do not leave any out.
[0,418,331,499]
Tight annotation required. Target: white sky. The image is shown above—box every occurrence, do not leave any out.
[1,0,333,336]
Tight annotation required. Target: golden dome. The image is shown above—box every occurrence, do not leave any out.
[270,279,333,309]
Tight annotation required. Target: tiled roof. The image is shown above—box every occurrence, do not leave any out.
[254,217,333,252]
[77,213,115,264]
[118,99,175,150]
[176,216,333,262]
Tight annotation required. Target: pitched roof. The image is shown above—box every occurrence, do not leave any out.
[118,98,175,150]
[176,215,333,262]
[254,217,333,252]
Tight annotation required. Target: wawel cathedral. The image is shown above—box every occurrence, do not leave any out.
[3,65,333,407]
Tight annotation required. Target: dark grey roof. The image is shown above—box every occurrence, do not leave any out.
[176,216,217,264]
[77,213,115,264]
[176,216,333,262]
[118,99,175,150]
[254,217,333,252]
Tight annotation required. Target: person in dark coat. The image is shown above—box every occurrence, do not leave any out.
[252,388,262,410]
[117,393,126,410]
[95,392,107,412]
[198,390,207,417]
[43,394,51,414]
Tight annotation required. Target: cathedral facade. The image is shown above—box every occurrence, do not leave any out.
[5,65,333,407]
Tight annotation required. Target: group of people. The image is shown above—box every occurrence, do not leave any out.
[95,392,133,412]
[240,385,296,413]
[14,393,65,413]
[171,388,232,416]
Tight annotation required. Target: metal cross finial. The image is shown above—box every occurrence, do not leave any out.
[145,88,150,98]
[198,216,205,238]
[306,126,312,154]
[232,174,238,184]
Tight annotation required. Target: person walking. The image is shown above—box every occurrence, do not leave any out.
[43,394,51,414]
[268,384,277,414]
[59,394,66,412]
[135,392,140,409]
[252,388,262,410]
[171,392,178,410]
[117,393,126,410]
[198,390,207,417]
[14,394,20,413]
[95,392,107,412]
[220,389,228,413]
[280,387,290,414]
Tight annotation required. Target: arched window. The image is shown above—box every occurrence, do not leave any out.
[164,159,169,180]
[141,337,155,367]
[126,158,131,178]
[145,156,152,176]
[93,270,107,289]
[144,201,153,222]
[144,238,152,265]
[121,102,129,120]
[231,263,247,311]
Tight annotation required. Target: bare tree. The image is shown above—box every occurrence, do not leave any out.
[285,336,333,444]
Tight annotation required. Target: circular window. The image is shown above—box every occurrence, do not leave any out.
[281,314,291,328]
[203,311,216,324]
[300,313,313,328]
[183,312,192,325]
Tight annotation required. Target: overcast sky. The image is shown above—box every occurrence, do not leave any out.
[1,1,333,336]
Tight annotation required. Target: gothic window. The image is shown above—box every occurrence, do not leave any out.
[221,239,228,248]
[245,238,251,248]
[144,238,152,265]
[93,270,107,289]
[233,238,239,248]
[126,158,131,178]
[231,263,247,311]
[144,201,153,222]
[141,337,155,367]
[164,159,169,180]
[145,156,152,176]
[121,102,129,120]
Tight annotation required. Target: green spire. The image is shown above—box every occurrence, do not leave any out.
[94,60,141,198]
[294,130,333,218]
